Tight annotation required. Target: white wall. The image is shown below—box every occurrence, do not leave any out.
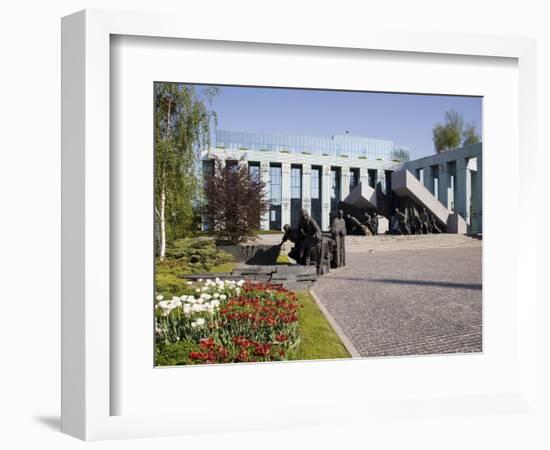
[0,1,548,450]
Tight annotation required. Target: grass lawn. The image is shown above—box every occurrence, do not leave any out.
[292,291,350,360]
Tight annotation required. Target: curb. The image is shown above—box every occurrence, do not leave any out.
[309,288,361,358]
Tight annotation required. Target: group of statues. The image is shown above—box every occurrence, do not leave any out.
[278,202,445,274]
[390,204,444,235]
[346,210,379,236]
[280,208,347,274]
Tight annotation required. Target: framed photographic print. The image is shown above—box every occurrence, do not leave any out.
[62,9,538,441]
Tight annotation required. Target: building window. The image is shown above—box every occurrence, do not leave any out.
[349,168,360,190]
[269,166,282,205]
[310,166,322,227]
[226,160,238,173]
[311,168,320,199]
[269,164,282,230]
[290,165,302,228]
[291,166,301,199]
[248,162,260,181]
[368,169,377,188]
[330,167,341,213]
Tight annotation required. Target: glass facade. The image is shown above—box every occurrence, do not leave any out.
[290,165,302,228]
[310,166,322,227]
[368,169,377,188]
[248,162,260,181]
[269,165,282,230]
[330,167,341,214]
[349,168,360,191]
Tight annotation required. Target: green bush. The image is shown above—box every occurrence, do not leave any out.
[156,238,233,296]
[155,341,201,366]
[166,238,232,269]
[155,260,195,296]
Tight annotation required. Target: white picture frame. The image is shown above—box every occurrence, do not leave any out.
[61,9,538,441]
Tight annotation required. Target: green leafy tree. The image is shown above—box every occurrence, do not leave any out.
[432,109,481,153]
[155,83,218,259]
[391,148,410,162]
[462,121,481,146]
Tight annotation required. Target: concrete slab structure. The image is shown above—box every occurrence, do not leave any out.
[342,182,378,210]
[391,169,451,225]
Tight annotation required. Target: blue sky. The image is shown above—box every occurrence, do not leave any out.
[195,85,482,160]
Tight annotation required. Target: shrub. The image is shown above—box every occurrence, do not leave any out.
[165,238,232,270]
[155,341,201,366]
[155,238,233,296]
[155,261,195,296]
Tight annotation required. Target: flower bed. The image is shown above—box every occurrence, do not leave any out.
[155,279,301,364]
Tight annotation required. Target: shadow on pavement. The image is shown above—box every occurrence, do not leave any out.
[331,277,482,290]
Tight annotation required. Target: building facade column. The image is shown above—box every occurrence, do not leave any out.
[456,158,469,224]
[474,153,482,233]
[259,161,270,230]
[301,163,312,216]
[281,163,291,229]
[438,162,450,209]
[359,167,369,189]
[341,167,350,200]
[321,165,331,231]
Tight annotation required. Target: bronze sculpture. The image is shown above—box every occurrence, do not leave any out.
[330,209,347,267]
[297,209,322,266]
[280,208,345,275]
[395,207,411,235]
[347,214,372,236]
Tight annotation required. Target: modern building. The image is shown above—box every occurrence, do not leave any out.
[202,129,482,234]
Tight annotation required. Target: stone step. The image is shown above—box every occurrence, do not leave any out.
[250,233,481,254]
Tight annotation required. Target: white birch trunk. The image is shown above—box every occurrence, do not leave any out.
[159,186,166,260]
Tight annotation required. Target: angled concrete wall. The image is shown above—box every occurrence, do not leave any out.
[391,169,450,225]
[342,182,378,210]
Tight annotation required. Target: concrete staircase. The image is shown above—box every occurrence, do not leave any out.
[345,234,481,253]
[248,233,481,254]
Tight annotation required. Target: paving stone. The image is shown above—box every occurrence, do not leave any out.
[312,246,482,357]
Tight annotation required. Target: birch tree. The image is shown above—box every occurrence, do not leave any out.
[155,83,217,259]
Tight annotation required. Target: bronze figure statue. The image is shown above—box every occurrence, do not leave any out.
[395,207,411,235]
[330,209,347,267]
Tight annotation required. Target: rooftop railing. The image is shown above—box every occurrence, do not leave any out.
[213,129,409,162]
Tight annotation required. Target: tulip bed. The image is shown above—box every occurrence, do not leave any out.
[155,278,301,364]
